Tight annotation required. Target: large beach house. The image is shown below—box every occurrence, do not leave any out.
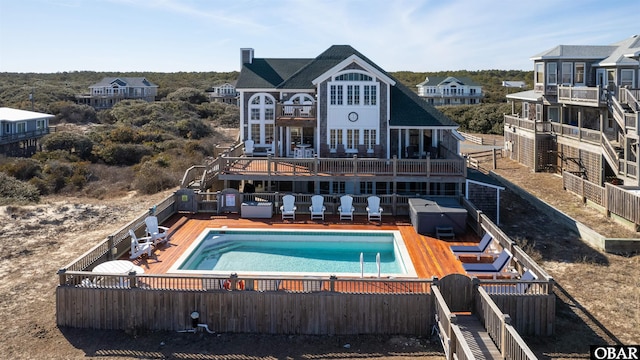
[76,77,158,110]
[504,35,640,187]
[231,45,467,196]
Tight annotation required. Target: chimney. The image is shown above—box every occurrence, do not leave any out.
[241,48,254,67]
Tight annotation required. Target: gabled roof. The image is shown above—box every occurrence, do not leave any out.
[0,107,54,122]
[237,45,458,128]
[90,77,158,88]
[417,76,480,87]
[236,58,312,88]
[529,34,640,66]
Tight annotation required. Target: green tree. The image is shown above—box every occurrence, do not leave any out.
[41,132,94,160]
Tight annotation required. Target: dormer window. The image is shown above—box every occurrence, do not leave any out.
[329,71,377,106]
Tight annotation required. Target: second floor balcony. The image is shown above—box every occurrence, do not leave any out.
[275,103,317,126]
[557,85,607,107]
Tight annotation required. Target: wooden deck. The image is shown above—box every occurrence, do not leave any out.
[128,213,480,279]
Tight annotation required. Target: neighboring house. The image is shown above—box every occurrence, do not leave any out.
[504,35,640,186]
[234,45,466,195]
[76,77,158,109]
[416,76,483,105]
[0,107,53,157]
[205,81,239,105]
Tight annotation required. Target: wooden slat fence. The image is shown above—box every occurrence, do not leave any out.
[432,286,475,360]
[475,287,539,359]
[563,171,640,229]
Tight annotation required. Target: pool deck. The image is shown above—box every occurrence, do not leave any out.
[128,213,484,279]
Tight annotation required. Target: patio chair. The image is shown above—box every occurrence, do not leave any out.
[129,229,154,260]
[244,139,254,157]
[463,249,512,274]
[309,195,326,220]
[280,194,297,220]
[366,196,383,222]
[483,269,537,294]
[338,195,355,221]
[450,233,493,257]
[145,216,169,245]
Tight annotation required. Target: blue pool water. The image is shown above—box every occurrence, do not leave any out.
[171,229,416,277]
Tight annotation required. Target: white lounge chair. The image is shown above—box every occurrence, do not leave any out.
[244,139,254,157]
[366,196,383,222]
[280,194,297,220]
[338,195,355,221]
[309,195,326,220]
[145,216,169,245]
[463,249,512,273]
[484,269,537,294]
[129,229,154,260]
[450,233,493,257]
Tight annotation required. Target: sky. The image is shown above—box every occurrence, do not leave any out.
[0,0,639,74]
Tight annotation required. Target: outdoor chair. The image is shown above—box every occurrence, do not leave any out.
[309,195,326,220]
[243,139,254,157]
[463,249,512,274]
[145,216,169,245]
[338,195,355,221]
[366,196,383,222]
[450,233,494,258]
[129,229,154,260]
[280,194,297,220]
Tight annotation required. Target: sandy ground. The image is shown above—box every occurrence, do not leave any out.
[0,136,638,359]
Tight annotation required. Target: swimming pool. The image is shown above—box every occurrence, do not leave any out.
[169,228,417,278]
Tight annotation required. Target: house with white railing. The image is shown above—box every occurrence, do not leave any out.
[0,107,53,156]
[233,45,467,196]
[504,35,640,187]
[206,81,239,105]
[416,76,483,105]
[76,77,158,109]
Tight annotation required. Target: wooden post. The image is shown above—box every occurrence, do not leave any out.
[57,268,67,286]
[492,148,497,169]
[501,314,511,356]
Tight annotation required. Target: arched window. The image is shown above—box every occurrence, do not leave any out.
[329,71,377,106]
[248,93,275,144]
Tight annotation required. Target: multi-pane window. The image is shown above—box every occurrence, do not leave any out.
[535,63,544,84]
[562,63,573,84]
[251,124,260,140]
[346,129,359,150]
[264,124,274,141]
[621,69,634,87]
[548,107,560,123]
[264,108,274,121]
[250,108,260,120]
[547,63,557,85]
[329,129,343,149]
[347,85,360,105]
[36,119,46,130]
[17,122,26,133]
[523,102,529,119]
[364,85,376,105]
[536,104,543,121]
[364,129,376,149]
[575,63,585,85]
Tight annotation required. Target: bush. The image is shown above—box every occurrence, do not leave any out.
[0,172,40,204]
[133,161,177,194]
[95,143,154,166]
[0,158,42,180]
[50,102,97,123]
[41,132,94,160]
[166,87,209,104]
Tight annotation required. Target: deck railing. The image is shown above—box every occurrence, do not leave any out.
[219,156,466,178]
[0,127,50,144]
[433,286,474,360]
[475,287,537,360]
[557,85,604,107]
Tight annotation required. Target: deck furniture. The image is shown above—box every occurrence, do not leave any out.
[93,259,145,287]
[450,233,494,258]
[241,201,272,218]
[129,229,154,260]
[408,198,467,236]
[366,196,383,222]
[338,195,355,221]
[309,195,326,220]
[435,226,455,240]
[463,249,512,274]
[280,195,297,220]
[243,139,254,157]
[483,269,537,294]
[145,216,169,245]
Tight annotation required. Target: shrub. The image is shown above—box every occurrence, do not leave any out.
[95,143,154,166]
[41,132,94,160]
[133,161,177,194]
[0,172,40,204]
[166,87,209,104]
[0,158,42,180]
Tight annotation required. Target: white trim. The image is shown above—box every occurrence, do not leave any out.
[312,54,396,86]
